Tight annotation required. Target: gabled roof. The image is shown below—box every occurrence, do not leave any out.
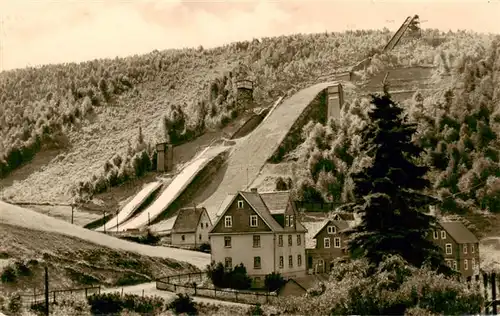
[331,211,355,221]
[439,221,479,244]
[260,191,290,215]
[239,191,283,232]
[303,220,325,249]
[312,220,350,239]
[172,207,207,234]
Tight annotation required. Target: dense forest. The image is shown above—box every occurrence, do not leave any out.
[0,28,496,205]
[290,36,500,215]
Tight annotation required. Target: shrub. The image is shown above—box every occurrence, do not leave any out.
[7,294,22,315]
[168,293,197,315]
[206,262,251,290]
[249,303,264,316]
[1,265,17,283]
[197,242,211,253]
[273,255,483,315]
[264,272,285,292]
[87,292,165,315]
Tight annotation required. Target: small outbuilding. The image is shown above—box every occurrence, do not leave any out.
[171,207,212,248]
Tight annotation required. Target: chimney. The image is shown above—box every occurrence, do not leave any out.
[250,188,258,193]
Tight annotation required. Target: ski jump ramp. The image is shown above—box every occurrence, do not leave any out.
[200,81,339,219]
[117,145,229,231]
[94,181,162,232]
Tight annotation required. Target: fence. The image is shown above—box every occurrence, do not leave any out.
[18,286,101,308]
[467,272,500,315]
[155,272,277,305]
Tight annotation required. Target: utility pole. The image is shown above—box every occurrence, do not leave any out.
[71,204,74,224]
[148,212,150,226]
[103,211,106,234]
[44,266,49,316]
[116,211,119,233]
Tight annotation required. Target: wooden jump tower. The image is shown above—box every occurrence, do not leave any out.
[156,142,174,172]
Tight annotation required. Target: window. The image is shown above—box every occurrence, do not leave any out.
[250,215,258,227]
[199,234,202,240]
[446,260,452,267]
[224,236,232,248]
[290,215,294,227]
[324,238,331,248]
[200,223,203,229]
[297,235,301,246]
[237,200,244,208]
[327,226,336,234]
[445,243,452,255]
[297,255,302,266]
[181,235,185,241]
[225,257,232,270]
[288,255,293,268]
[288,235,293,246]
[464,259,468,270]
[224,216,232,228]
[253,235,261,248]
[279,256,284,268]
[441,230,446,239]
[285,216,289,227]
[463,244,468,254]
[471,244,475,253]
[278,235,283,247]
[452,260,457,271]
[472,258,476,270]
[205,223,209,228]
[254,256,261,269]
[433,230,438,239]
[334,237,341,248]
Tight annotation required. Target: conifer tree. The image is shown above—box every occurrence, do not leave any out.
[347,90,453,275]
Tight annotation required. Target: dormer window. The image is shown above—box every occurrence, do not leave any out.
[237,200,244,209]
[290,215,294,227]
[327,226,336,234]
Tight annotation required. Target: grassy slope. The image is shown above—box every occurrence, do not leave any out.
[0,223,198,294]
[0,201,211,270]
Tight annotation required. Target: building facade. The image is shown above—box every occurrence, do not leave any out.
[171,207,212,247]
[209,189,307,287]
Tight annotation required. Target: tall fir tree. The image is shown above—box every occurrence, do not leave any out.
[347,90,454,276]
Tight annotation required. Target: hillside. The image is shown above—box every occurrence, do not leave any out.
[0,29,484,206]
[0,223,198,293]
[0,201,210,270]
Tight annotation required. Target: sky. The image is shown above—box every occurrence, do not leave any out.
[0,0,499,71]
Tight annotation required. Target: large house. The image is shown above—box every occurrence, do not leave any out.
[430,221,480,278]
[209,189,307,287]
[171,207,212,248]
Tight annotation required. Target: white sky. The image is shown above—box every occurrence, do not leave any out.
[0,0,499,71]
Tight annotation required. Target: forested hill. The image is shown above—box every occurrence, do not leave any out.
[0,29,495,209]
[290,35,500,231]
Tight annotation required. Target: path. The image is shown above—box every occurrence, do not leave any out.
[101,282,251,307]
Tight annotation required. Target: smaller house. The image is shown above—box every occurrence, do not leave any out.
[171,207,212,248]
[304,219,351,274]
[278,274,329,297]
[430,221,480,278]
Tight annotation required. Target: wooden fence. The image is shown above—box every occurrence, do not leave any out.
[468,272,500,315]
[155,272,276,305]
[19,285,101,307]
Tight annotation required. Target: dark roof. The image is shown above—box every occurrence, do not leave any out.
[332,211,355,221]
[260,191,290,214]
[239,191,284,232]
[312,220,350,239]
[172,207,206,234]
[439,221,479,244]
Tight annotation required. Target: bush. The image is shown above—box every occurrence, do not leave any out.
[249,303,264,316]
[1,266,17,283]
[168,293,197,315]
[87,292,165,315]
[206,262,252,290]
[7,294,22,315]
[273,255,483,315]
[264,272,285,292]
[197,242,211,253]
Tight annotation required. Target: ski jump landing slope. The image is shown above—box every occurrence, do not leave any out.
[94,182,162,232]
[118,145,229,231]
[201,81,339,219]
